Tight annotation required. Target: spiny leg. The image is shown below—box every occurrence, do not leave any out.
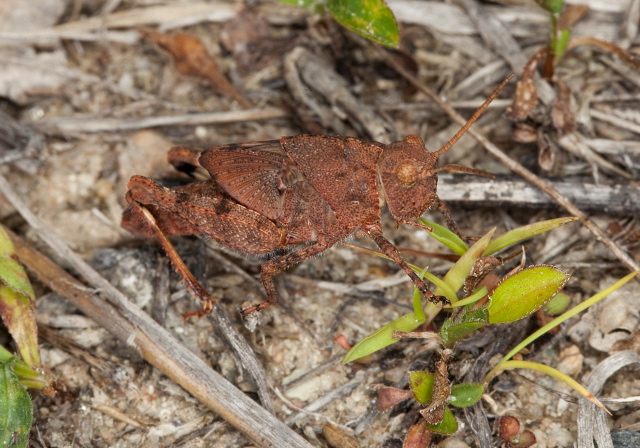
[241,239,337,317]
[431,196,476,243]
[128,200,217,317]
[362,222,449,306]
[434,196,461,236]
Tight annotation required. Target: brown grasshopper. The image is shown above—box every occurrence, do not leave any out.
[122,77,510,318]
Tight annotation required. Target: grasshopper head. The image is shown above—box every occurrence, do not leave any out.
[377,135,439,220]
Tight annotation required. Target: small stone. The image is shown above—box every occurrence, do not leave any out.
[437,437,471,448]
[611,430,640,448]
[557,345,583,376]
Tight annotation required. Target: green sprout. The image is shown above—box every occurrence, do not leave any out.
[279,0,399,47]
[341,216,637,443]
[0,226,52,447]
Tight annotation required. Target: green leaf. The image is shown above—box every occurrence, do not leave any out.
[342,313,424,363]
[553,28,572,60]
[326,0,399,47]
[440,306,489,347]
[0,358,33,448]
[535,0,564,14]
[278,0,319,7]
[421,270,458,304]
[436,228,495,299]
[0,286,40,369]
[427,407,458,435]
[544,292,570,315]
[488,266,569,324]
[0,227,35,303]
[412,267,429,320]
[494,360,608,413]
[410,266,457,319]
[408,371,434,405]
[485,271,639,384]
[287,0,316,5]
[483,217,578,256]
[419,219,468,255]
[448,383,484,408]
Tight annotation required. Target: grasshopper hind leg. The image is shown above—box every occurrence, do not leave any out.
[240,238,338,317]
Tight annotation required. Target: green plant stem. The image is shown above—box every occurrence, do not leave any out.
[0,346,47,390]
[0,344,13,363]
[446,287,487,308]
[484,271,639,383]
[423,302,440,326]
[413,268,428,321]
[13,360,41,380]
[18,378,49,391]
[487,360,609,413]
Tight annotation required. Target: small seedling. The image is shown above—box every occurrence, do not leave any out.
[511,0,639,126]
[341,216,637,445]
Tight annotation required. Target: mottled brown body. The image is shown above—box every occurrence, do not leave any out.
[124,135,448,314]
[122,78,510,317]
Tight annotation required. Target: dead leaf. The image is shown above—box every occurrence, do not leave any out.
[551,79,576,136]
[510,77,538,121]
[322,423,359,448]
[371,384,414,411]
[142,30,252,108]
[499,415,520,441]
[557,4,589,31]
[509,48,546,121]
[567,36,640,69]
[403,420,431,448]
[512,123,538,143]
[537,131,557,171]
[464,256,504,295]
[419,351,450,424]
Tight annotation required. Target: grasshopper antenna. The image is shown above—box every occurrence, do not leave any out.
[433,74,514,157]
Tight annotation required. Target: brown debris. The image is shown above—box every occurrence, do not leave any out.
[142,29,252,108]
[403,420,431,448]
[322,423,360,448]
[508,49,545,121]
[550,79,577,136]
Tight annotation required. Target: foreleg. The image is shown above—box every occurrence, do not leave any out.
[362,223,448,306]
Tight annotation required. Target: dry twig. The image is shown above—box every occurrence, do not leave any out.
[30,108,287,135]
[436,174,640,215]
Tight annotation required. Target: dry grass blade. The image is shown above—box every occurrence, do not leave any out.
[458,0,554,104]
[578,351,640,448]
[30,108,286,134]
[0,2,236,41]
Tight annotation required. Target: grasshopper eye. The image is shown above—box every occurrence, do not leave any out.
[395,160,419,188]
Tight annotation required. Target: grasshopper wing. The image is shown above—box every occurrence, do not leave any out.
[200,141,303,221]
